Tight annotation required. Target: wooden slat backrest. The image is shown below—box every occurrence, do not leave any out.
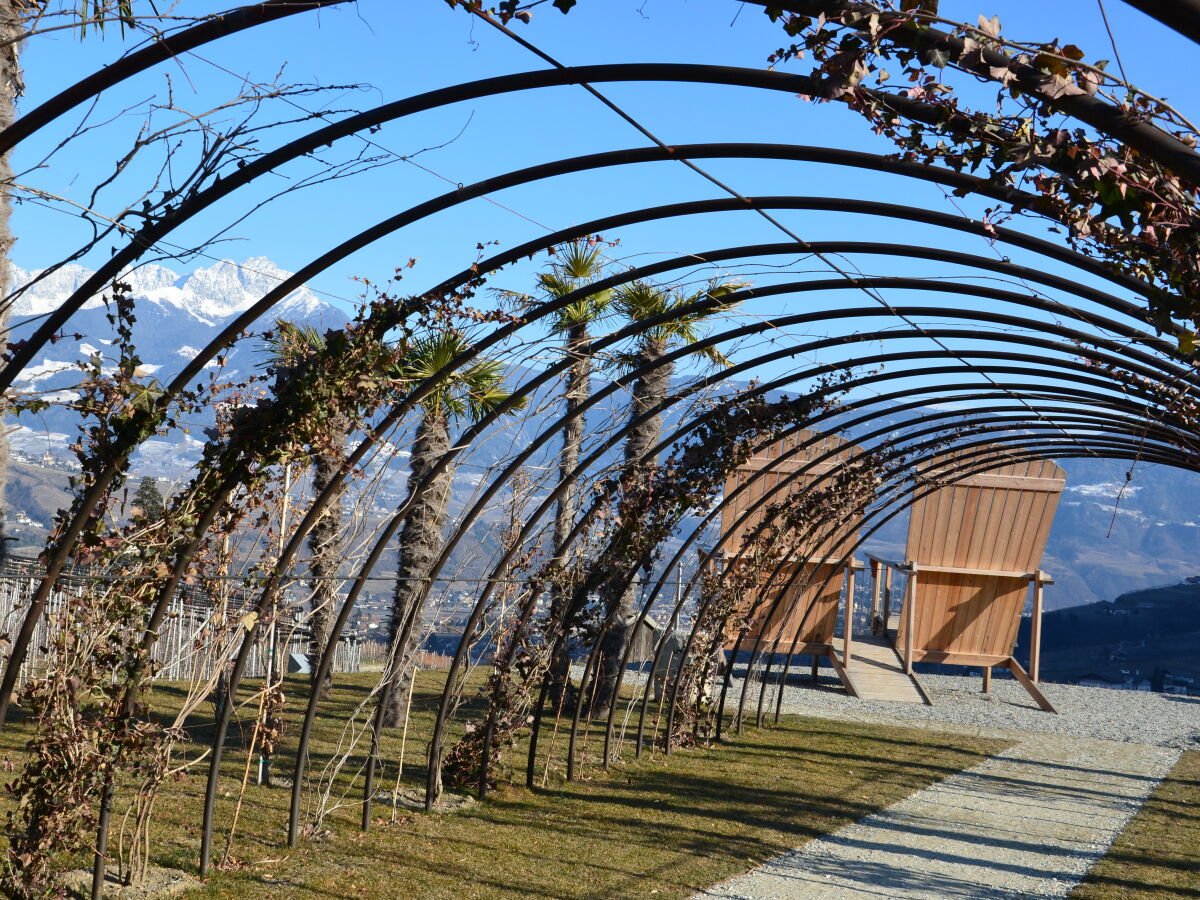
[899,449,1065,657]
[719,430,862,560]
[718,430,864,651]
[722,561,842,652]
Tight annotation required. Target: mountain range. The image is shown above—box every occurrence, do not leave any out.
[4,257,1198,610]
[6,257,345,470]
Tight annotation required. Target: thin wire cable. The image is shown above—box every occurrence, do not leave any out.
[467,8,1100,461]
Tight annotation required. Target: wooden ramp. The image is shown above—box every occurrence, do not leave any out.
[836,634,928,704]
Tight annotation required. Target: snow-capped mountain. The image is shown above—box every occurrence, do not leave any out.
[9,256,335,326]
[5,257,347,471]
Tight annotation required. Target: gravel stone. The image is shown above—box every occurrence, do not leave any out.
[750,672,1200,748]
[692,673,1196,899]
[695,734,1179,899]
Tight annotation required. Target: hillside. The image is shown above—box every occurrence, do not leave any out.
[1016,581,1200,686]
[4,256,1199,612]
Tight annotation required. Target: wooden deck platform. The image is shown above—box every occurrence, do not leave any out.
[836,633,928,705]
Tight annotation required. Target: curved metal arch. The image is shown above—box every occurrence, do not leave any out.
[598,401,1190,763]
[13,65,1185,747]
[262,283,1200,840]
[658,404,1188,657]
[9,97,1190,868]
[738,428,1195,663]
[13,160,1187,734]
[293,336,1191,840]
[727,282,1193,387]
[415,322,1198,770]
[615,378,1194,712]
[681,432,1181,742]
[709,431,1193,735]
[646,411,1195,731]
[507,365,1200,767]
[12,49,1180,383]
[415,328,1200,801]
[533,239,1175,347]
[0,1,355,156]
[491,376,1194,784]
[186,314,1200,843]
[696,430,1194,737]
[21,150,1179,743]
[4,26,1195,883]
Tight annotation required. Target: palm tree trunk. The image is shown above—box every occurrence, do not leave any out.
[0,2,25,562]
[307,441,346,698]
[547,323,591,706]
[382,407,452,729]
[592,344,673,716]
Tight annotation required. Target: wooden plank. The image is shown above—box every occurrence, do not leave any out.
[843,565,855,668]
[909,650,1010,666]
[826,648,859,698]
[1005,657,1057,713]
[841,636,927,704]
[911,563,1039,579]
[904,572,916,674]
[869,559,881,631]
[939,473,1066,491]
[1031,578,1044,683]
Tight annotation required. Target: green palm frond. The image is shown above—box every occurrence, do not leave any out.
[395,329,525,423]
[498,239,613,333]
[262,319,325,369]
[614,277,748,369]
[555,240,606,282]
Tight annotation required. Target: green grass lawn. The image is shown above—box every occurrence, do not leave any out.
[1072,749,1200,900]
[0,672,1005,899]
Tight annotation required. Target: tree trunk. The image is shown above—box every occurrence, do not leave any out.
[592,344,673,716]
[381,408,453,728]
[547,323,591,707]
[307,441,346,698]
[0,2,25,563]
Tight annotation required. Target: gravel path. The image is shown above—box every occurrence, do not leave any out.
[696,733,1180,899]
[748,671,1200,748]
[690,673,1197,898]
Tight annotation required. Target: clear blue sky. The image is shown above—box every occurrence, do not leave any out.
[10,0,1198,408]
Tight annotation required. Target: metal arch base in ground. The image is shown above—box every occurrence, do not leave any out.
[695,734,1180,900]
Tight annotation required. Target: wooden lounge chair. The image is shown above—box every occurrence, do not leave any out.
[867,448,1066,712]
[717,430,864,691]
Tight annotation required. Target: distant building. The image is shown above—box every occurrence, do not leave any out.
[1078,674,1121,689]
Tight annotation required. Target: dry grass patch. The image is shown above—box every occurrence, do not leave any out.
[0,672,1005,899]
[174,687,1002,898]
[1073,749,1200,900]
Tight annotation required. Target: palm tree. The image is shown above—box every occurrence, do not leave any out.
[503,240,612,704]
[590,277,745,716]
[265,321,349,699]
[381,330,527,728]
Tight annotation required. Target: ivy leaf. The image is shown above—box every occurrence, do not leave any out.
[977,14,1001,39]
[552,0,576,12]
[921,46,950,68]
[1180,330,1196,356]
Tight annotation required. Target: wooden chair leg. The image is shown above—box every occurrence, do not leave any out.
[1006,658,1056,713]
[811,655,819,682]
[982,666,992,694]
